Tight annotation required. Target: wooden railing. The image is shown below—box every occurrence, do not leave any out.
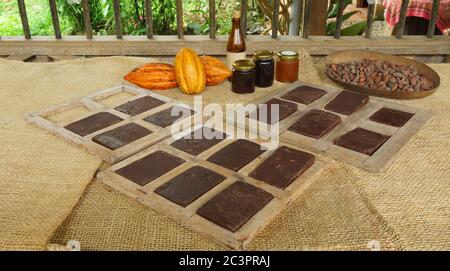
[0,0,448,57]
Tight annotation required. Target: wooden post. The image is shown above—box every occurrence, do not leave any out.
[17,0,31,39]
[334,0,345,39]
[145,0,154,39]
[289,0,302,36]
[365,3,375,39]
[427,0,440,38]
[49,0,62,39]
[309,0,328,36]
[396,0,409,39]
[272,0,280,38]
[82,0,92,39]
[113,0,123,39]
[302,0,312,38]
[209,0,216,39]
[176,0,183,39]
[240,0,248,38]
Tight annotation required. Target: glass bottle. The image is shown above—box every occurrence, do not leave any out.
[276,50,300,83]
[226,11,247,70]
[231,59,256,94]
[253,50,275,88]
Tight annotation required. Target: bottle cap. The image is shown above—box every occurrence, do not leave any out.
[233,59,255,71]
[254,50,274,60]
[277,50,299,60]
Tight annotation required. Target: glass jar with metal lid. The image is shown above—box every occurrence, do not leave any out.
[253,50,275,88]
[276,50,300,83]
[231,59,256,94]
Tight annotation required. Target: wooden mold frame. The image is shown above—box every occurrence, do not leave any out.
[229,81,432,172]
[97,119,331,250]
[25,83,204,163]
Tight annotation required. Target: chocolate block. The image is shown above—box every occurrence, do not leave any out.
[281,85,327,105]
[324,90,369,115]
[115,151,184,186]
[115,96,165,116]
[249,98,297,124]
[155,166,226,207]
[249,146,315,189]
[334,127,390,155]
[369,108,414,127]
[207,139,265,171]
[171,127,228,156]
[144,106,194,128]
[197,181,273,232]
[92,123,151,150]
[288,109,341,139]
[65,112,123,137]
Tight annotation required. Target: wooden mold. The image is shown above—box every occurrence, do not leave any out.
[25,83,204,163]
[229,82,432,172]
[97,120,331,250]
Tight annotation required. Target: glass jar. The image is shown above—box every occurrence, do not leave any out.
[276,50,300,83]
[232,59,256,94]
[253,50,274,88]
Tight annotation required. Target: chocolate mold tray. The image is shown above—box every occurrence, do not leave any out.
[97,120,331,250]
[229,82,432,172]
[25,84,203,163]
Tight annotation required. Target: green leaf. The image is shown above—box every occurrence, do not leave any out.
[341,21,367,36]
[328,0,353,18]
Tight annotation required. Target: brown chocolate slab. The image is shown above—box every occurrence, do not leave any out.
[154,166,226,207]
[196,181,273,232]
[334,127,390,156]
[369,107,414,127]
[92,123,151,150]
[249,146,315,189]
[324,90,369,116]
[115,150,185,186]
[115,96,165,116]
[249,98,297,124]
[171,127,228,156]
[64,112,123,137]
[288,109,342,139]
[143,106,194,128]
[281,85,327,105]
[207,139,265,172]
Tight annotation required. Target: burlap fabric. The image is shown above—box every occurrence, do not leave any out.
[0,56,448,250]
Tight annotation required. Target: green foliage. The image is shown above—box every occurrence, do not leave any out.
[326,0,366,36]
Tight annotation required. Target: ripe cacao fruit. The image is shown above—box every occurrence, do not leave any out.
[124,63,178,90]
[174,48,206,95]
[200,56,232,86]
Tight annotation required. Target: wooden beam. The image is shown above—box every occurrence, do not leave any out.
[17,0,31,39]
[209,0,216,39]
[396,0,410,39]
[145,0,154,39]
[240,0,247,38]
[82,0,92,39]
[0,36,448,56]
[334,0,345,39]
[272,0,280,38]
[427,0,440,38]
[365,3,375,39]
[176,0,183,39]
[113,0,123,39]
[49,0,61,39]
[302,0,312,38]
[309,0,328,36]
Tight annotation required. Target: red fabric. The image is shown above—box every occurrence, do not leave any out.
[383,0,450,32]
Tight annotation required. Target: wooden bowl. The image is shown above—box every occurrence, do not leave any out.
[325,50,440,99]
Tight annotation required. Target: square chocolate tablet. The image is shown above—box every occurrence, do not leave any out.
[92,123,151,150]
[197,181,273,232]
[115,151,185,186]
[249,146,315,189]
[207,139,265,172]
[369,108,414,127]
[248,98,297,124]
[334,128,390,156]
[65,112,123,137]
[171,127,228,156]
[324,90,369,116]
[154,166,226,207]
[281,85,327,105]
[115,96,165,116]
[288,109,341,139]
[143,106,194,128]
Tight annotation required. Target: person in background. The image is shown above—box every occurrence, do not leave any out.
[382,0,450,35]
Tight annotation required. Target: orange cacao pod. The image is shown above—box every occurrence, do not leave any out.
[124,63,178,90]
[200,55,232,86]
[174,48,206,95]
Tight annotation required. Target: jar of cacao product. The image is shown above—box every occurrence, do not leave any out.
[276,50,300,83]
[232,59,256,94]
[253,50,274,88]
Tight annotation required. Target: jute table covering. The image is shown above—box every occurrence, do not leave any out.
[0,56,448,251]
